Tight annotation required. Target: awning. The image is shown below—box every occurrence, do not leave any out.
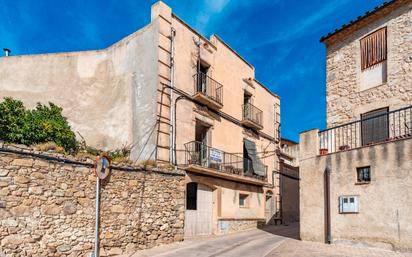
[244,139,265,176]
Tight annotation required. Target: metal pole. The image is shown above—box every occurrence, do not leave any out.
[94,177,100,257]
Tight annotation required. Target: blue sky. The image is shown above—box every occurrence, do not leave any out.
[0,0,386,141]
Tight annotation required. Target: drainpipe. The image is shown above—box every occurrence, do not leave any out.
[174,95,188,165]
[169,27,176,164]
[324,167,331,244]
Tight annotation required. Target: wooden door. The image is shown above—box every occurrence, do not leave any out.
[185,184,213,237]
[265,192,275,223]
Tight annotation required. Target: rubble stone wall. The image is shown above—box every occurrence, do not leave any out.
[0,149,185,257]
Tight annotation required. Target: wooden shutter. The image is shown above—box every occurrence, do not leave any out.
[360,27,387,70]
[361,107,389,146]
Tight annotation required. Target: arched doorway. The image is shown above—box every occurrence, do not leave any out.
[184,182,213,237]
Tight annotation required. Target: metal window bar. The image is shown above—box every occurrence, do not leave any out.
[184,141,267,181]
[193,72,223,105]
[242,103,263,126]
[319,105,412,154]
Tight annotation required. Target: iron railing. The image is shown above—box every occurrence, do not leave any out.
[193,72,223,105]
[184,141,267,181]
[242,103,263,127]
[319,105,412,154]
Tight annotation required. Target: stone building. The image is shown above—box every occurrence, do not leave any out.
[300,0,412,251]
[0,2,282,236]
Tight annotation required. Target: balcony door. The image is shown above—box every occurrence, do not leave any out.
[196,61,210,94]
[361,107,389,146]
[195,120,210,166]
[243,92,252,120]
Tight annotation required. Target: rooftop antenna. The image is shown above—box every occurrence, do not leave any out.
[3,48,11,56]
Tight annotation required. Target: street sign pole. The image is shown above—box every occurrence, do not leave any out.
[92,156,110,257]
[94,176,100,257]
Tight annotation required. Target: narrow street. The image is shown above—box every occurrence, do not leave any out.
[121,223,412,257]
[124,225,292,257]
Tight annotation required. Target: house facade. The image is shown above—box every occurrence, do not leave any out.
[300,0,412,251]
[0,2,281,236]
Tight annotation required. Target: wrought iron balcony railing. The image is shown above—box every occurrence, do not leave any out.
[242,103,263,129]
[319,105,412,154]
[184,141,267,182]
[193,72,223,106]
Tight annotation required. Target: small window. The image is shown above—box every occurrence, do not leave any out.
[339,196,359,213]
[360,27,387,70]
[357,166,371,183]
[186,183,197,210]
[239,194,249,207]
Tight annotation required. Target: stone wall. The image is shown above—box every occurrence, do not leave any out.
[324,1,412,127]
[0,147,185,257]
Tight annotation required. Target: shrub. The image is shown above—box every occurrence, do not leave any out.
[0,97,77,152]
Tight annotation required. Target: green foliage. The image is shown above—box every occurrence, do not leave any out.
[0,97,76,152]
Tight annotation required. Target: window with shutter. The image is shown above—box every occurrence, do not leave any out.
[360,27,387,70]
[361,107,389,146]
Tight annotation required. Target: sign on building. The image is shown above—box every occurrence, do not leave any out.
[210,149,222,163]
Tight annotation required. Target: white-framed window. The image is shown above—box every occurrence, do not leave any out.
[339,195,359,213]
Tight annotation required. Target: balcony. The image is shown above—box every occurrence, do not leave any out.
[184,141,267,185]
[192,72,223,110]
[241,103,263,130]
[319,105,412,155]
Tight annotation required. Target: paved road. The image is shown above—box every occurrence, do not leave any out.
[123,223,411,257]
[126,226,292,257]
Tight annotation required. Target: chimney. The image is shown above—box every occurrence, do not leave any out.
[3,48,11,56]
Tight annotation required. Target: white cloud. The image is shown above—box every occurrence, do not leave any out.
[194,0,231,33]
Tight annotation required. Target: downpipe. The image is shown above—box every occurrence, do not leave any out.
[324,167,331,244]
[169,27,176,164]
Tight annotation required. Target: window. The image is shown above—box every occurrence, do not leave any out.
[361,107,389,145]
[239,194,249,207]
[360,27,387,70]
[274,104,281,141]
[357,166,371,183]
[186,183,197,210]
[339,196,359,213]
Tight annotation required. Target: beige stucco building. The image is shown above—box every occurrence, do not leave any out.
[300,0,412,251]
[0,2,282,236]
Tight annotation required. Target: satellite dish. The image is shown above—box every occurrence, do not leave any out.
[94,156,111,179]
